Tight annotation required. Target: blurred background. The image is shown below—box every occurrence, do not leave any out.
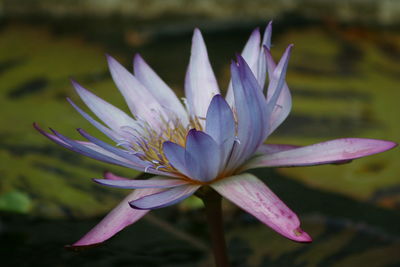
[0,0,399,266]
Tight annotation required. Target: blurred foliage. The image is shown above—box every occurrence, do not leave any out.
[0,191,31,213]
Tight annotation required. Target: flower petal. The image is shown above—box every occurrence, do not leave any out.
[185,129,221,182]
[264,46,292,135]
[34,123,138,169]
[129,184,200,210]
[256,21,273,89]
[205,95,236,170]
[162,141,191,177]
[185,28,220,119]
[107,55,167,128]
[77,128,145,166]
[256,144,300,154]
[77,129,176,177]
[94,177,188,189]
[245,138,397,169]
[71,80,138,135]
[67,97,121,142]
[205,94,235,145]
[226,28,261,105]
[226,57,268,170]
[211,173,312,242]
[133,54,188,124]
[71,187,161,247]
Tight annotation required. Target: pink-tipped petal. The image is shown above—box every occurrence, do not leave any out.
[211,173,312,242]
[256,144,300,154]
[246,138,397,169]
[72,187,162,247]
[185,28,220,119]
[130,184,200,210]
[133,54,188,124]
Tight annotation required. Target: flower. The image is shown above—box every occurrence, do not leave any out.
[35,22,396,247]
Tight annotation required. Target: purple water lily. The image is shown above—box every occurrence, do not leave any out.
[35,22,396,249]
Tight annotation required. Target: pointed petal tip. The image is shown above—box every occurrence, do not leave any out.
[133,53,144,64]
[192,28,203,41]
[33,122,52,137]
[290,227,312,243]
[128,201,147,210]
[92,178,101,184]
[250,27,261,36]
[377,140,397,152]
[70,78,80,87]
[105,54,119,65]
[103,170,111,176]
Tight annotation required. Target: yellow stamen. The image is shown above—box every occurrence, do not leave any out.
[130,116,203,173]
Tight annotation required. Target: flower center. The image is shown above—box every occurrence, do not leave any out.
[122,115,203,173]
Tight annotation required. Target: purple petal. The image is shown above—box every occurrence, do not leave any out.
[133,54,188,124]
[94,177,188,189]
[264,46,292,135]
[261,21,272,50]
[246,138,397,169]
[129,184,200,210]
[226,57,268,170]
[107,55,166,129]
[185,129,221,182]
[72,187,161,247]
[257,21,273,88]
[185,28,220,119]
[71,80,139,135]
[77,129,147,167]
[162,141,191,177]
[205,94,235,144]
[205,95,236,169]
[226,28,261,105]
[67,98,121,142]
[77,129,179,177]
[34,123,137,169]
[211,173,312,242]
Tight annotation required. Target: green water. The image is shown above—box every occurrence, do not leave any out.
[0,17,399,266]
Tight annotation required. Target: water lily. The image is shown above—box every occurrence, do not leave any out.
[35,21,396,253]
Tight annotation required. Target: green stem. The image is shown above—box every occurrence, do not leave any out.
[197,187,230,267]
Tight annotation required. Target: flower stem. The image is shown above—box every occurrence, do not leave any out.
[197,187,230,267]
